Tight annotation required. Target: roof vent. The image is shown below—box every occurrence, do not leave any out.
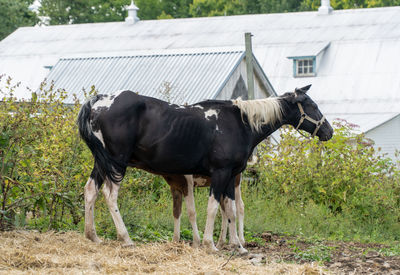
[125,0,139,24]
[318,0,333,15]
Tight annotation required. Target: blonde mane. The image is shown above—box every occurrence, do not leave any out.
[232,97,282,132]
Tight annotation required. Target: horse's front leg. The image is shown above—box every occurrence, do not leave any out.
[217,174,244,248]
[235,177,245,246]
[222,193,247,255]
[203,169,232,252]
[202,193,220,252]
[102,179,133,246]
[216,207,228,248]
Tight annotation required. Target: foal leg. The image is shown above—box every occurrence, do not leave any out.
[102,179,133,246]
[170,185,183,243]
[84,175,101,243]
[183,175,201,248]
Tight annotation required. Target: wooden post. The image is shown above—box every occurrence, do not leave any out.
[245,32,255,100]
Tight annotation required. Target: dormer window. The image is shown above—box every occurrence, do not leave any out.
[287,42,330,78]
[295,58,315,77]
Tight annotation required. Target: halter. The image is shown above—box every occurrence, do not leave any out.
[295,102,326,138]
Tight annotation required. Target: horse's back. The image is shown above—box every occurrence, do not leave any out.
[90,91,215,174]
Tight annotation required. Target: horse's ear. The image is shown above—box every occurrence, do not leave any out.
[289,91,307,104]
[295,84,312,93]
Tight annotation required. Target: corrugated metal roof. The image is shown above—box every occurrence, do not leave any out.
[45,51,246,104]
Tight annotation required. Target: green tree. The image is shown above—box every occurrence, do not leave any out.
[39,0,130,25]
[0,0,38,41]
[160,0,192,18]
[300,0,400,10]
[258,0,302,13]
[189,0,246,17]
[38,0,193,25]
[135,0,163,19]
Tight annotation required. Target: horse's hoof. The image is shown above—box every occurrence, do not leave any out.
[228,243,248,255]
[238,247,248,255]
[192,241,201,249]
[86,234,102,244]
[216,241,225,249]
[122,242,135,248]
[203,240,219,253]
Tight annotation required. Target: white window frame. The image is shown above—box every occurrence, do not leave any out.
[296,58,315,77]
[288,56,317,78]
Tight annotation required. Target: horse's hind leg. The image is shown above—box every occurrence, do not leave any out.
[102,179,133,246]
[84,172,101,243]
[183,175,201,248]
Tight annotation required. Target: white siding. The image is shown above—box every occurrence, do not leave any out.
[216,61,269,100]
[366,115,400,160]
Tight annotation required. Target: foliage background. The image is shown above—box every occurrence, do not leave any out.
[0,76,399,245]
[1,0,400,40]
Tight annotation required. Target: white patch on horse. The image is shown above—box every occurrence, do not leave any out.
[193,105,204,110]
[216,125,220,131]
[204,109,218,120]
[93,130,105,148]
[92,90,125,111]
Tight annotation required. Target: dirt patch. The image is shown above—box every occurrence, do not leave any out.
[238,232,400,275]
[0,231,325,274]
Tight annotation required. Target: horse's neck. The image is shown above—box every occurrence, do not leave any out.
[249,99,295,146]
[250,119,285,146]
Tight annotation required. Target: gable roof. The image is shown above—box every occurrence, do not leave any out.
[44,50,275,104]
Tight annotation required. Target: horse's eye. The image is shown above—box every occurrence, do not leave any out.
[311,103,317,108]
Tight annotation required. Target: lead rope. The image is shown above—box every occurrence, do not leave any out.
[295,102,326,139]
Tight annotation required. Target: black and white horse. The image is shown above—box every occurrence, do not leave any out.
[78,85,333,254]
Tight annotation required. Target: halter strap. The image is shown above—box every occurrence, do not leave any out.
[295,102,326,138]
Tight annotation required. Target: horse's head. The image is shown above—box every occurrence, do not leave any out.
[284,85,333,141]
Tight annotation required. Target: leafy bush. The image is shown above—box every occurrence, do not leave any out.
[0,75,91,230]
[246,120,400,241]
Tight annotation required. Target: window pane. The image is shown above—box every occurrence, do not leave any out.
[304,66,308,74]
[298,67,303,74]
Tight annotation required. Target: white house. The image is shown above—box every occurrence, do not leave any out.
[0,1,399,158]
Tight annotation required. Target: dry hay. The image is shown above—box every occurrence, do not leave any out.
[0,231,327,274]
